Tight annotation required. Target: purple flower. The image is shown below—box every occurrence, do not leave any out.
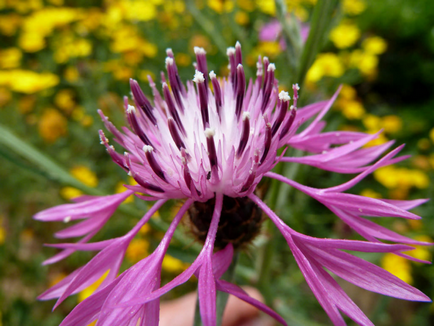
[36,42,431,326]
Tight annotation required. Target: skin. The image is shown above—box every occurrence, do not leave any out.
[159,287,275,326]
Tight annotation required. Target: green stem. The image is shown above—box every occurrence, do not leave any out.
[296,0,340,91]
[193,252,239,326]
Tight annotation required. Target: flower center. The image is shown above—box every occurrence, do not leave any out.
[187,195,264,249]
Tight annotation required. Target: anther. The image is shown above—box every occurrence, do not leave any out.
[227,47,236,88]
[126,103,154,147]
[235,41,242,66]
[129,79,157,125]
[279,105,297,140]
[271,91,290,137]
[194,70,209,129]
[260,120,272,164]
[165,56,185,112]
[235,64,246,120]
[210,71,222,120]
[143,145,167,182]
[260,62,275,113]
[194,47,208,82]
[168,117,185,150]
[163,83,185,135]
[236,112,250,158]
[205,128,218,170]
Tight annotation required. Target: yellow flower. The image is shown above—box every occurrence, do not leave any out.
[235,11,249,25]
[162,255,189,273]
[237,0,255,12]
[330,21,361,49]
[429,153,434,170]
[60,186,83,200]
[124,0,157,21]
[362,114,381,132]
[342,0,366,15]
[429,128,434,144]
[255,0,275,15]
[0,70,59,94]
[207,0,234,13]
[360,188,382,199]
[55,89,76,112]
[365,132,388,147]
[341,100,365,120]
[70,166,98,188]
[418,138,431,151]
[64,66,80,82]
[374,166,429,190]
[306,53,344,83]
[349,50,378,77]
[78,270,110,302]
[126,238,149,263]
[0,88,11,108]
[38,108,67,143]
[404,236,432,263]
[0,225,5,245]
[256,42,281,58]
[382,115,402,134]
[0,48,22,69]
[339,84,357,100]
[362,36,387,55]
[0,14,22,36]
[381,253,412,284]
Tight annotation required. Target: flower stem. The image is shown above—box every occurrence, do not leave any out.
[193,251,239,326]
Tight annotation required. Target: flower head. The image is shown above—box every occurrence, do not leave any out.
[35,43,431,326]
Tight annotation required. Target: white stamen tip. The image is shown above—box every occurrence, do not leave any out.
[193,70,205,83]
[194,47,206,55]
[165,57,174,66]
[279,91,291,102]
[143,145,154,153]
[127,104,136,113]
[290,105,295,110]
[166,48,173,55]
[242,111,250,120]
[63,216,71,223]
[294,83,300,90]
[226,47,235,56]
[209,71,216,79]
[267,63,276,72]
[237,64,243,70]
[235,41,241,48]
[204,128,215,138]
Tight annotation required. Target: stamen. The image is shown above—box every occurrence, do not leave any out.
[260,120,272,164]
[279,105,297,140]
[241,150,260,192]
[236,112,250,158]
[126,103,153,147]
[166,56,185,113]
[260,62,275,113]
[129,79,157,125]
[143,145,167,182]
[194,47,208,81]
[99,130,127,170]
[227,47,236,88]
[209,71,222,120]
[262,57,270,90]
[166,48,174,58]
[235,64,246,120]
[256,55,263,86]
[162,83,186,135]
[271,91,290,136]
[205,128,218,170]
[168,117,185,150]
[292,83,300,108]
[235,41,242,66]
[132,172,164,193]
[194,70,209,129]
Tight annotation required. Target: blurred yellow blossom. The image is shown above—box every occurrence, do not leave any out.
[0,88,11,108]
[341,100,365,119]
[364,133,388,147]
[123,0,157,21]
[237,0,255,12]
[0,224,5,245]
[256,42,281,58]
[235,11,249,25]
[339,84,357,100]
[429,128,434,143]
[18,95,36,114]
[55,89,76,112]
[64,66,80,82]
[78,270,109,302]
[0,14,22,36]
[362,114,381,131]
[330,21,361,49]
[381,253,412,284]
[208,0,234,13]
[374,165,429,190]
[429,154,434,169]
[126,238,149,263]
[162,255,189,273]
[363,36,387,55]
[174,53,191,67]
[60,186,83,200]
[0,48,22,69]
[342,0,366,15]
[256,0,275,15]
[382,115,402,134]
[360,188,382,199]
[418,138,431,151]
[70,165,98,188]
[139,224,151,235]
[349,50,378,77]
[411,155,431,171]
[404,235,432,263]
[0,70,59,94]
[306,53,344,83]
[38,108,67,143]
